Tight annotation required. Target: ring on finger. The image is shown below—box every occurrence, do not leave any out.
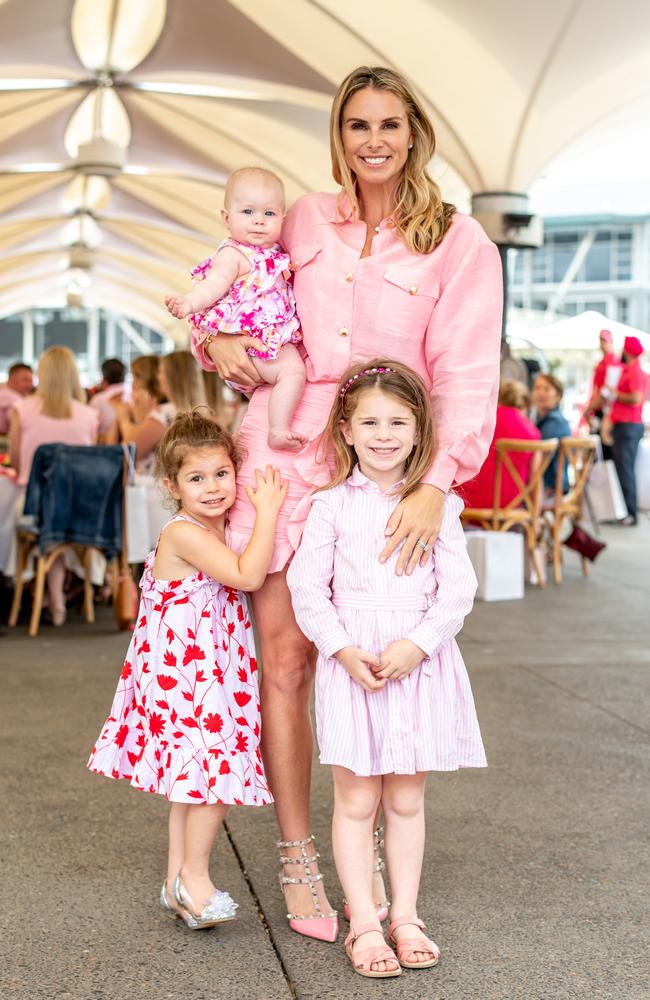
[416,538,430,551]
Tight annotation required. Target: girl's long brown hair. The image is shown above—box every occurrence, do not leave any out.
[330,66,455,254]
[321,358,435,499]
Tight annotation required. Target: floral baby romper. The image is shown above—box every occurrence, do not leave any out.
[88,515,272,806]
[188,239,301,361]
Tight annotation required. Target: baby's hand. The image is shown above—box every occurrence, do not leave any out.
[335,646,385,692]
[245,465,288,514]
[375,639,425,681]
[164,294,194,319]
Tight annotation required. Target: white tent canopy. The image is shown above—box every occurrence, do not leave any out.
[1,0,650,337]
[509,310,650,354]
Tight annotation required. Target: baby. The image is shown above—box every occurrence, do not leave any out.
[165,167,306,451]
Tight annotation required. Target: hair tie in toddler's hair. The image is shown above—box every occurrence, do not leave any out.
[339,366,395,399]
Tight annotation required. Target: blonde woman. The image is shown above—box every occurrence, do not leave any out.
[191,67,503,944]
[8,346,99,624]
[116,350,207,467]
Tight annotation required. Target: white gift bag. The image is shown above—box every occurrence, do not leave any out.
[122,445,150,564]
[465,530,524,602]
[586,460,626,522]
[635,437,650,511]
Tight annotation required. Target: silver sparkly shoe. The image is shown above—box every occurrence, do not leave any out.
[160,880,179,918]
[172,873,238,930]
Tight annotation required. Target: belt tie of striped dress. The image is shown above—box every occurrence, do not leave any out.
[332,592,428,611]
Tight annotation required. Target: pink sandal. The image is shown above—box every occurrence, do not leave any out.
[345,923,401,979]
[388,916,440,969]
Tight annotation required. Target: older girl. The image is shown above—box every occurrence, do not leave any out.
[191,66,502,940]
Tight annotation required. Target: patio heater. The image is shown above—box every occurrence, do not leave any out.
[472,192,543,340]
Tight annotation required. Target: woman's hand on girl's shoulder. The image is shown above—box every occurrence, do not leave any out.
[246,465,288,515]
[380,484,446,575]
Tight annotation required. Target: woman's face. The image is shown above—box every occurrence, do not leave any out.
[532,376,561,415]
[340,87,412,194]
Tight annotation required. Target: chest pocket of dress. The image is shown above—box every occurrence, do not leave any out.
[377,264,439,334]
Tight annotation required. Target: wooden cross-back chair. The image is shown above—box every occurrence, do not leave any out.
[460,437,559,588]
[542,436,599,584]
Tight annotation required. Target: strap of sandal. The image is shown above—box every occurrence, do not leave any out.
[388,915,426,934]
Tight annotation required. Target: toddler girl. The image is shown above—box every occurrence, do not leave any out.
[287,360,486,979]
[88,410,287,929]
[164,167,306,452]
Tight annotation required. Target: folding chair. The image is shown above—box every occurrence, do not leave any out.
[542,436,599,584]
[461,437,559,588]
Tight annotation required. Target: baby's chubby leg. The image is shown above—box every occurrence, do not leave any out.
[251,345,307,451]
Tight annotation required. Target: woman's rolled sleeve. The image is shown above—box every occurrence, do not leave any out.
[423,226,503,492]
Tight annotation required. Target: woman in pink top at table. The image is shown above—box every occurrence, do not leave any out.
[461,379,541,511]
[190,66,502,940]
[8,346,98,624]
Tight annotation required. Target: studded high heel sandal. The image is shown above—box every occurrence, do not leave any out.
[343,826,390,923]
[278,834,338,942]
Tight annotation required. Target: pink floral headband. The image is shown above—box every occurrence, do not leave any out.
[339,366,395,399]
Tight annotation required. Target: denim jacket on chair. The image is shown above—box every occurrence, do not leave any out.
[23,444,125,557]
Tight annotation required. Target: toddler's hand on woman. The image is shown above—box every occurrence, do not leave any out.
[164,294,193,319]
[246,465,288,514]
[335,646,384,692]
[375,639,425,681]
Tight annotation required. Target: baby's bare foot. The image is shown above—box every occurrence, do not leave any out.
[268,429,308,451]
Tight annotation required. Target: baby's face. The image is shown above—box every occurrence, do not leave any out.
[222,178,285,247]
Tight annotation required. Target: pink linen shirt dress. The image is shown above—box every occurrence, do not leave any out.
[191,192,503,572]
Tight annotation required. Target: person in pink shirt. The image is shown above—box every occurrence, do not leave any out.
[190,66,502,936]
[606,335,649,525]
[461,379,541,511]
[584,329,622,459]
[288,361,485,977]
[8,346,98,624]
[89,357,128,439]
[0,362,33,434]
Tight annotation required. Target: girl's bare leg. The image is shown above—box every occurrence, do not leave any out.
[251,568,333,916]
[167,802,189,889]
[382,772,431,962]
[331,767,393,972]
[180,802,229,910]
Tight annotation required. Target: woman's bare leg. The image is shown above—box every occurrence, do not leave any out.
[251,568,333,916]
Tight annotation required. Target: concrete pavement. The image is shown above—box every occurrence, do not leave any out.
[1,519,648,1000]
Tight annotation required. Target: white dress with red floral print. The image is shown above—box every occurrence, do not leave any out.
[87,515,272,806]
[187,238,301,361]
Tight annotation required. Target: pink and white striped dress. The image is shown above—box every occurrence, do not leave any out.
[286,466,487,776]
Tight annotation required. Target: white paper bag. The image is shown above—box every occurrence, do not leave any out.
[122,445,150,563]
[465,530,524,602]
[586,460,626,522]
[635,437,650,512]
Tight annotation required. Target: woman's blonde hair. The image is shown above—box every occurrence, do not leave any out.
[330,66,455,254]
[131,354,162,400]
[160,351,207,411]
[36,345,84,419]
[154,409,240,510]
[498,379,530,410]
[321,358,435,499]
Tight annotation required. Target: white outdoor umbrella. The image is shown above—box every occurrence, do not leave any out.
[508,310,650,354]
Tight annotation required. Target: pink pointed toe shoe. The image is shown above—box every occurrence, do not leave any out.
[343,826,389,923]
[277,834,338,942]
